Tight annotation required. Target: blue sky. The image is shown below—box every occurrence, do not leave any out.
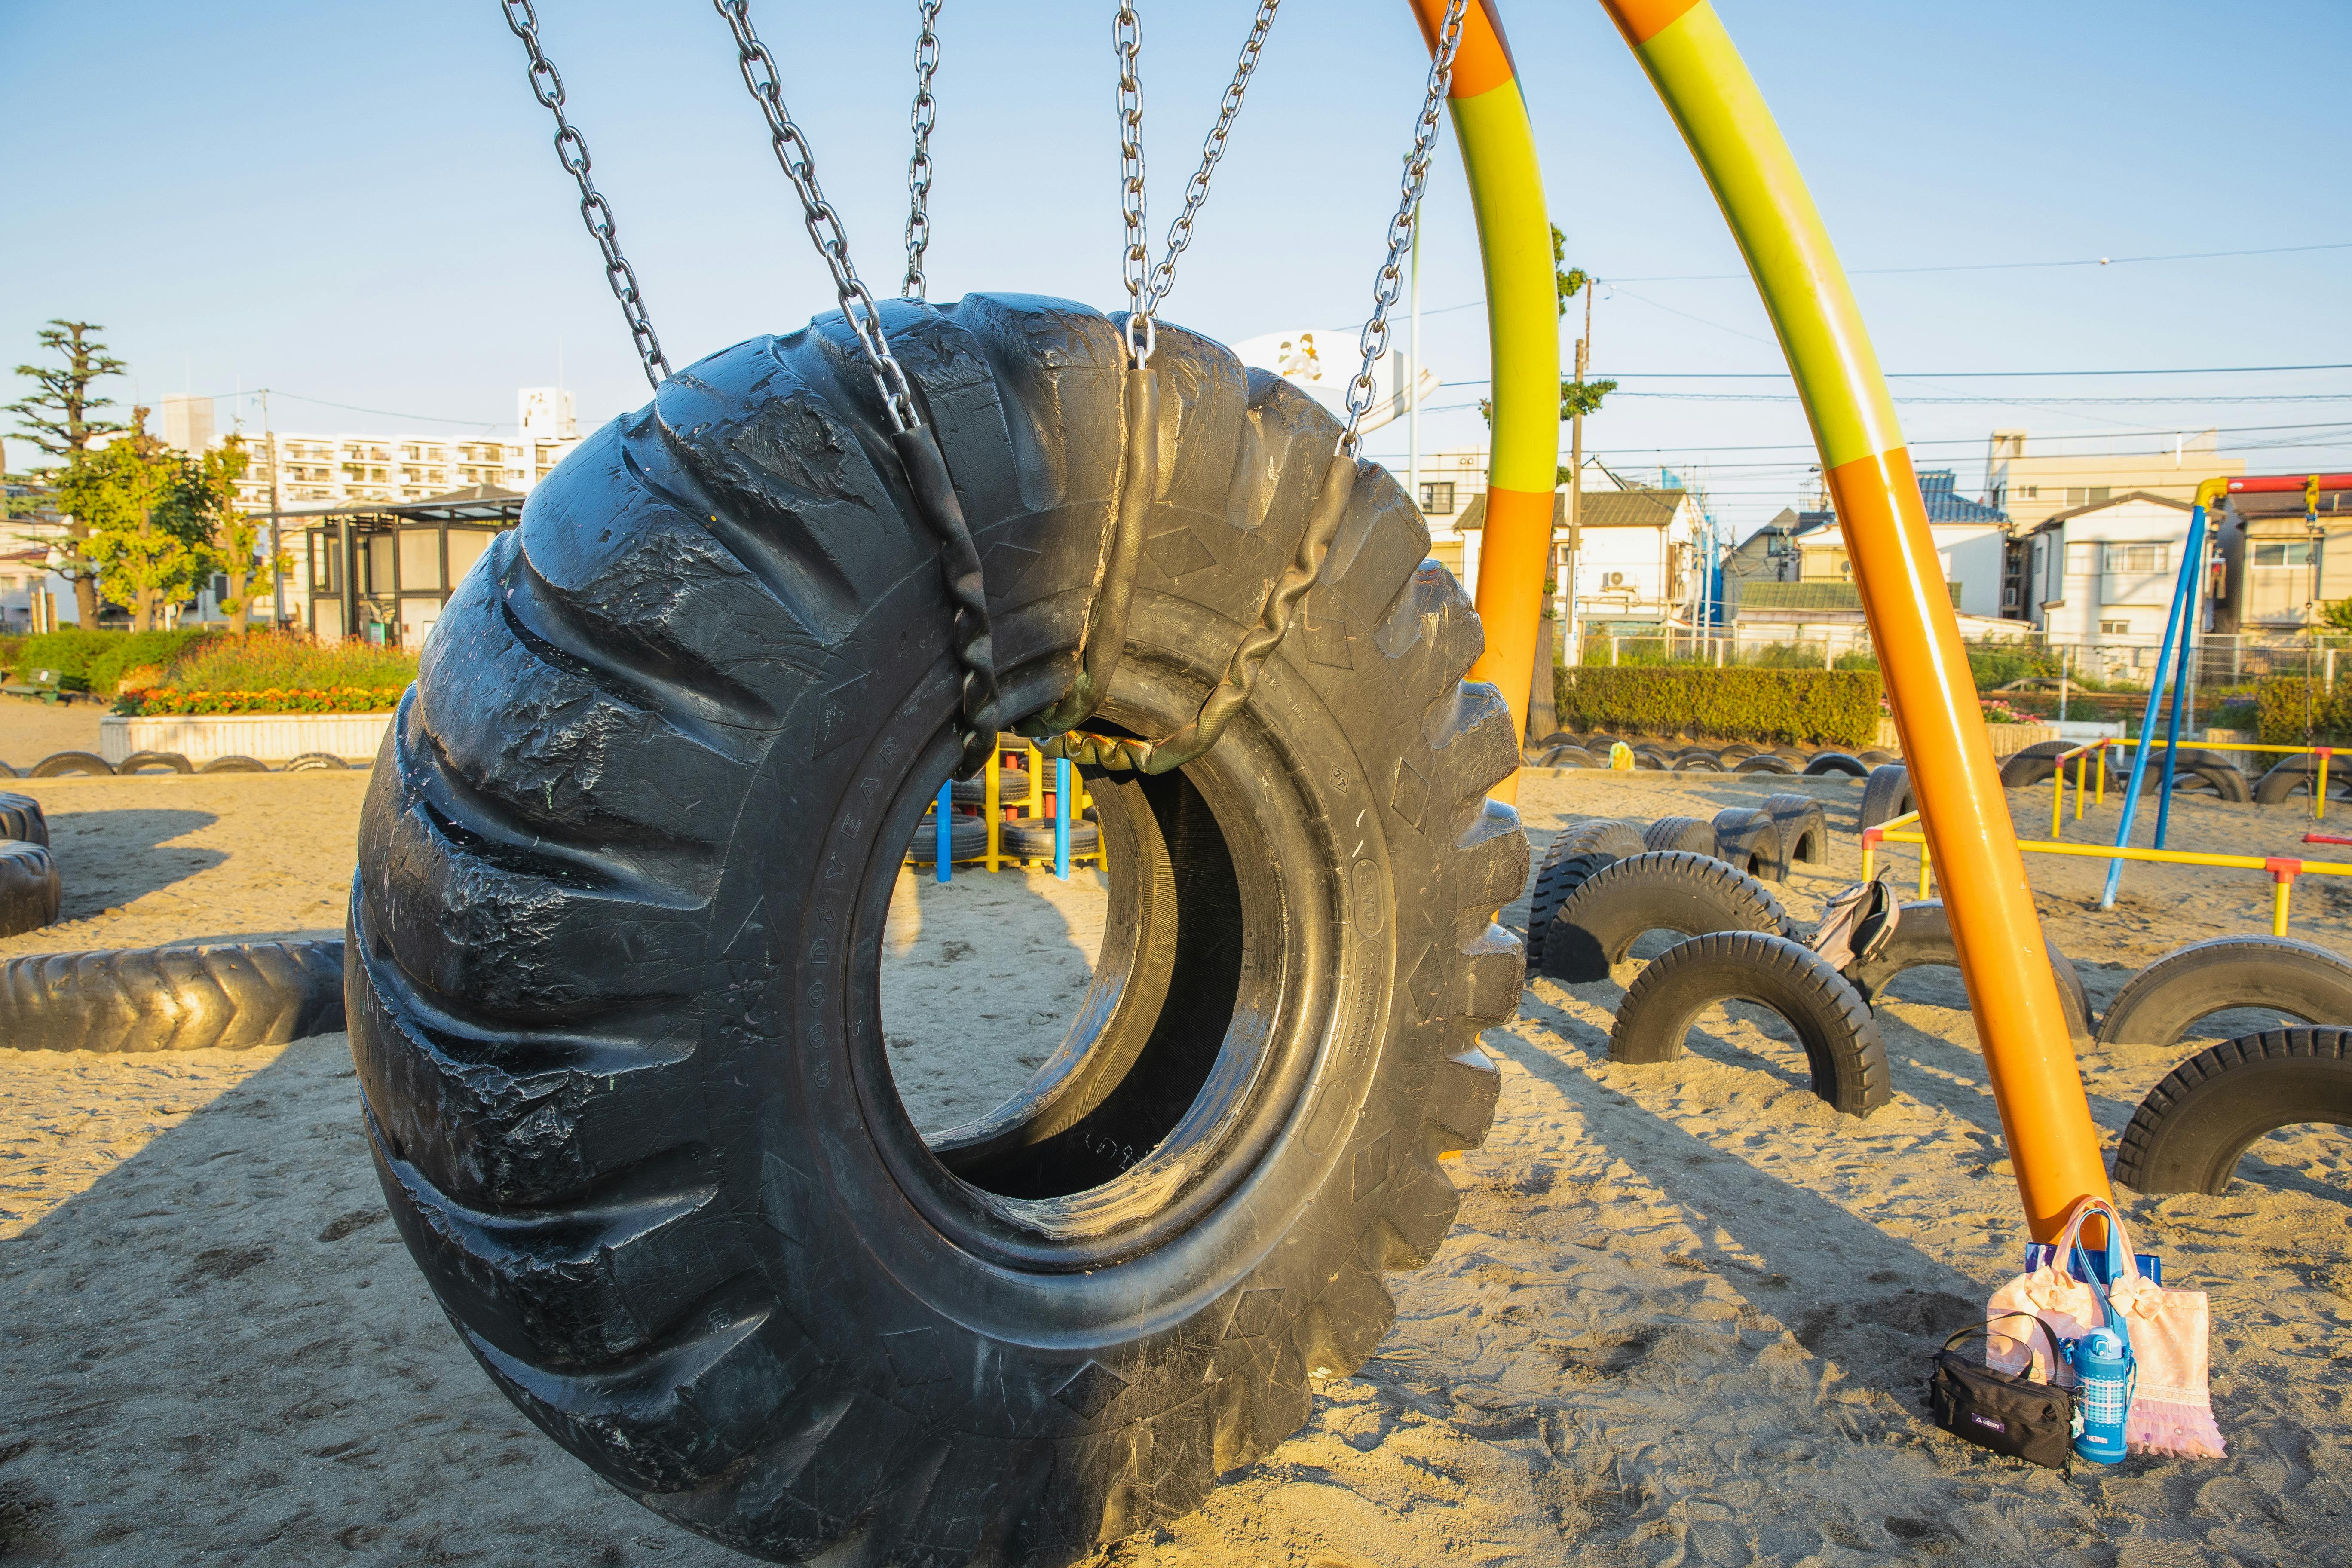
[4,0,2347,531]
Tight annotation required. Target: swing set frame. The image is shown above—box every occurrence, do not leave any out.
[1451,0,2104,1240]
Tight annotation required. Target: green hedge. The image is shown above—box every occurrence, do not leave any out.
[1553,666,1885,749]
[2255,677,2352,744]
[2,628,221,695]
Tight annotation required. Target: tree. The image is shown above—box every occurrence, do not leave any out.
[6,320,129,626]
[158,434,276,632]
[56,411,212,631]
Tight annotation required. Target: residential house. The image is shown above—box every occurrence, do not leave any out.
[1455,481,1700,632]
[2213,479,2352,634]
[1724,509,1799,590]
[1778,471,2010,618]
[2022,492,2197,670]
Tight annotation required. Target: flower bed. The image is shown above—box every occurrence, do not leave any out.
[114,686,406,717]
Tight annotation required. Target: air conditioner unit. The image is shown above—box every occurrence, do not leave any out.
[1606,571,1626,588]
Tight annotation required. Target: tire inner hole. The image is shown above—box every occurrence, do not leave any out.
[876,767,1246,1200]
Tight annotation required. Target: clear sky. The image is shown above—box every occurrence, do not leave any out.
[4,1,2347,532]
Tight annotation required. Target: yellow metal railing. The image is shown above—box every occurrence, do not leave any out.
[2045,737,2334,829]
[1862,804,2352,937]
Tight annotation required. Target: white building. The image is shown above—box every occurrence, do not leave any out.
[227,388,582,513]
[2024,491,2198,671]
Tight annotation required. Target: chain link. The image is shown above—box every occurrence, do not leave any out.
[902,0,943,299]
[1340,0,1467,456]
[712,0,921,432]
[1112,2,1283,368]
[1113,5,1150,363]
[500,0,672,392]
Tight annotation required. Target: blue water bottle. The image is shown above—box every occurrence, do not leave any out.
[2065,1325,2134,1464]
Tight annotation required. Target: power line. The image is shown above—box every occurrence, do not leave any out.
[197,386,507,432]
[1623,239,2352,284]
[1365,418,2352,460]
[1415,242,2352,309]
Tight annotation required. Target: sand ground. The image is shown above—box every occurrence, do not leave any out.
[0,697,107,770]
[0,765,2347,1565]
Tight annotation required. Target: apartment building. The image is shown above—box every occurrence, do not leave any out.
[1984,428,2244,530]
[222,388,583,513]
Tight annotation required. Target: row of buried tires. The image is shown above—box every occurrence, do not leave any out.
[0,749,361,778]
[1526,813,2352,1196]
[0,788,345,1049]
[906,765,1107,863]
[1998,738,2351,805]
[1528,731,1897,778]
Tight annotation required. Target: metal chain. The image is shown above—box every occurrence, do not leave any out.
[1112,1,1283,368]
[1139,1,1280,322]
[1040,0,1468,773]
[1340,0,1467,457]
[1114,5,1150,363]
[500,0,671,391]
[713,0,921,432]
[902,0,943,299]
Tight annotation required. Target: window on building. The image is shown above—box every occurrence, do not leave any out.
[2252,539,2315,567]
[2064,542,2097,575]
[2103,542,2165,574]
[1418,481,1456,516]
[2021,485,2039,499]
[2100,619,2129,635]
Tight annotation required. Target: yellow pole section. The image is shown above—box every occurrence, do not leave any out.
[1600,0,2110,1240]
[1411,0,1559,807]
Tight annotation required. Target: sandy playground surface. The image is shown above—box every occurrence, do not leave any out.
[0,762,2347,1565]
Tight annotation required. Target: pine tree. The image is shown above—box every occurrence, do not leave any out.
[6,321,130,625]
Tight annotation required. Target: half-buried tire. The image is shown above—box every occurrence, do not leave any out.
[1526,818,1647,971]
[1843,899,2092,1046]
[0,841,62,937]
[346,296,1526,1564]
[2113,1027,2352,1194]
[1541,849,1795,983]
[0,939,343,1050]
[2095,934,2352,1049]
[1609,931,1891,1116]
[28,751,112,778]
[1711,807,1785,881]
[1642,815,1718,857]
[1758,793,1829,870]
[2254,754,2352,808]
[0,791,49,848]
[1859,763,1915,830]
[1998,740,2073,790]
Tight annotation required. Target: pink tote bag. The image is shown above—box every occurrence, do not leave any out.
[1987,1195,2223,1459]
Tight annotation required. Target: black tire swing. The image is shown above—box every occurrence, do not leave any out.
[350,5,1521,1562]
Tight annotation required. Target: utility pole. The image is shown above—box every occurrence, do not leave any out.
[262,389,286,631]
[1563,278,1593,666]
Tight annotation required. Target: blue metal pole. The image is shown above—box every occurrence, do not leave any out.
[1054,756,1071,881]
[2151,508,2208,851]
[935,779,952,885]
[2101,504,2206,907]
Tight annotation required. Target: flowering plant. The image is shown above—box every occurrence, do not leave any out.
[114,686,406,717]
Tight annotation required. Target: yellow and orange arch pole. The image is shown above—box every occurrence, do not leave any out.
[1409,0,1559,807]
[1600,0,2108,1239]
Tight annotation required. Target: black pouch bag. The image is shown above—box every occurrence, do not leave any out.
[1927,1314,2076,1470]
